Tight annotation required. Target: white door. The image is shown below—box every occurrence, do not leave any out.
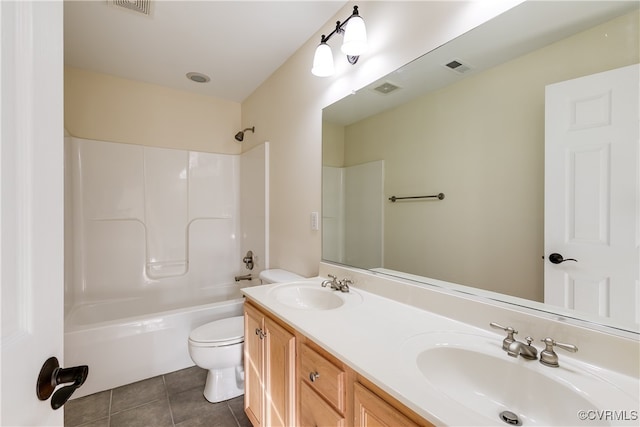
[544,64,639,328]
[1,1,65,425]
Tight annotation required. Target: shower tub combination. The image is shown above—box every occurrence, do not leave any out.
[64,137,268,398]
[64,283,257,399]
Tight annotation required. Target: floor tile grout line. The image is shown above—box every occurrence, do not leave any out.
[162,374,177,427]
[107,389,113,427]
[227,401,242,427]
[109,397,166,416]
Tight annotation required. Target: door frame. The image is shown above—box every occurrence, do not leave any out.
[1,1,65,425]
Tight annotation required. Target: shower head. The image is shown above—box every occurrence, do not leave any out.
[234,126,255,142]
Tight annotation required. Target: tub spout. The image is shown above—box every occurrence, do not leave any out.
[235,274,252,282]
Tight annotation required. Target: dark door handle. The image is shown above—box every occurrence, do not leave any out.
[549,253,578,264]
[37,357,88,410]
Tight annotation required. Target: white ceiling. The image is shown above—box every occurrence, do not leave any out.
[323,0,638,126]
[64,1,348,103]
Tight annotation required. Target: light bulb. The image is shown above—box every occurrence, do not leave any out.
[312,42,334,77]
[341,15,367,56]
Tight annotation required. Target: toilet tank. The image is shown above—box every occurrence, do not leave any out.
[259,269,304,284]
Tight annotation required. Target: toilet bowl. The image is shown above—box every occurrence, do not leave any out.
[188,270,303,403]
[188,315,245,403]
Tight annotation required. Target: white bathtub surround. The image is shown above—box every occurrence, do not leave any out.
[64,137,268,397]
[240,142,269,274]
[68,137,244,300]
[242,274,639,426]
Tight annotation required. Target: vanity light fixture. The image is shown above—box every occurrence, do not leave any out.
[311,5,367,77]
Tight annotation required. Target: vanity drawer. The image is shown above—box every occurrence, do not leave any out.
[299,381,345,427]
[300,343,346,412]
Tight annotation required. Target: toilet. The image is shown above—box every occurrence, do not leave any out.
[259,268,304,284]
[188,269,303,403]
[188,316,245,403]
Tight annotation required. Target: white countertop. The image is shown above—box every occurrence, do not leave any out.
[241,278,640,426]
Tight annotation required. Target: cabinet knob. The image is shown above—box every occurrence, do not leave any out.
[309,371,320,382]
[255,328,265,339]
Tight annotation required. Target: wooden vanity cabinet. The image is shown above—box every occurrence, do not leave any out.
[244,299,434,427]
[244,302,296,427]
[297,341,349,426]
[353,382,420,427]
[299,381,345,427]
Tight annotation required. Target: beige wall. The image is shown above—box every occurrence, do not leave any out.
[338,11,639,301]
[65,67,241,154]
[241,0,523,277]
[321,121,344,168]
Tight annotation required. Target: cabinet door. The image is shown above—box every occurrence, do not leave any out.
[354,383,420,427]
[244,304,264,427]
[299,381,345,427]
[265,316,296,427]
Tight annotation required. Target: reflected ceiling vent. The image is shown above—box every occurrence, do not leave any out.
[444,59,473,74]
[373,81,401,95]
[108,0,152,16]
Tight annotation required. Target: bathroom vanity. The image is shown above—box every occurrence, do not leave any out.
[243,298,430,427]
[242,268,640,427]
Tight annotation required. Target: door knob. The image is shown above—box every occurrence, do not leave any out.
[37,357,88,410]
[548,253,578,264]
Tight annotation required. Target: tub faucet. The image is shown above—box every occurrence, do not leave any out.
[507,337,538,360]
[235,274,252,282]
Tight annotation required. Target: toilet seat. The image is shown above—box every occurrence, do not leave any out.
[189,316,244,347]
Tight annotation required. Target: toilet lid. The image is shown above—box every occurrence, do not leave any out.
[189,316,244,345]
[259,268,304,283]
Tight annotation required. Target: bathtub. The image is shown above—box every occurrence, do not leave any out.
[65,282,253,399]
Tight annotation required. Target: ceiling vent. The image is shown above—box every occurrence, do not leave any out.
[444,59,473,74]
[108,0,152,16]
[373,81,401,95]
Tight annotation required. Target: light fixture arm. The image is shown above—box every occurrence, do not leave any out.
[318,5,362,65]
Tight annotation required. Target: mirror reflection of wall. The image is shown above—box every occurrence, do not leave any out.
[322,160,384,268]
[322,8,639,304]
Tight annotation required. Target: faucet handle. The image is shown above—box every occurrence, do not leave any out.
[489,322,518,350]
[539,337,578,368]
[338,278,352,292]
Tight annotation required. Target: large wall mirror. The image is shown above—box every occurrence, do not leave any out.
[322,0,639,335]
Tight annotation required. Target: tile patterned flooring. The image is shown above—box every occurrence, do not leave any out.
[64,366,252,427]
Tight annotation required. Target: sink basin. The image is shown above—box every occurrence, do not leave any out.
[401,332,639,426]
[418,346,597,426]
[268,281,362,310]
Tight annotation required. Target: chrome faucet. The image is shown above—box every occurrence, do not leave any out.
[337,278,352,293]
[489,322,518,350]
[321,275,351,293]
[490,322,537,360]
[507,336,538,360]
[539,337,578,368]
[321,274,340,290]
[234,273,252,282]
